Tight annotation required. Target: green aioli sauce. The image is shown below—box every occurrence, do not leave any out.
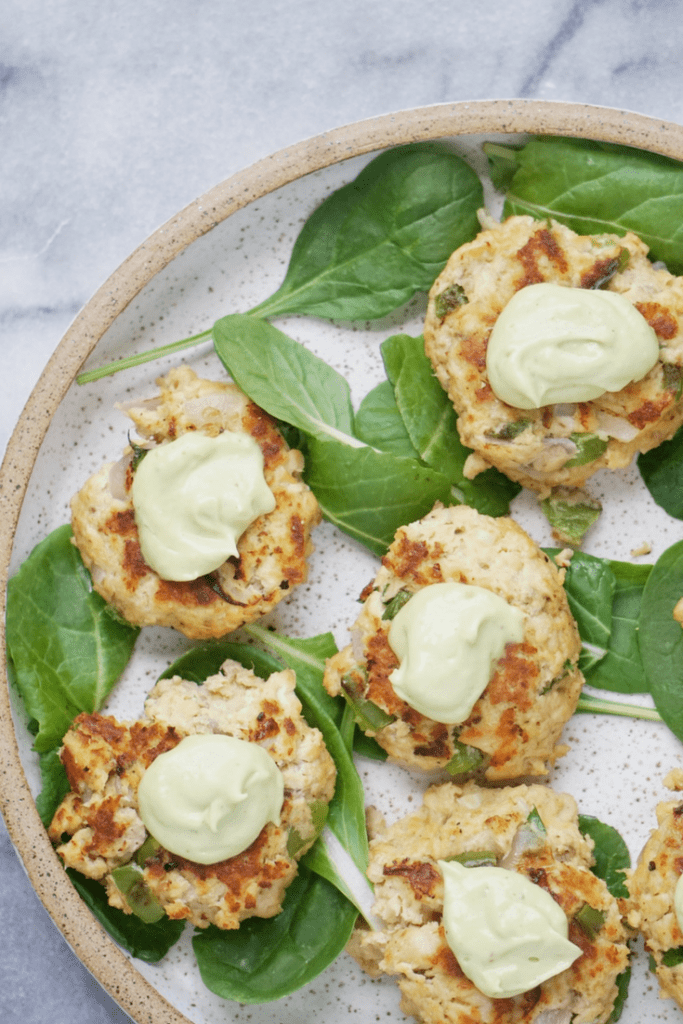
[137,734,284,865]
[131,430,276,581]
[438,860,582,999]
[486,283,659,409]
[387,581,525,724]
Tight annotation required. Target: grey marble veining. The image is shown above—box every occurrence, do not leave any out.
[3,0,683,1021]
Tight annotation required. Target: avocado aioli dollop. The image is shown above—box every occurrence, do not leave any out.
[439,859,582,998]
[387,581,525,724]
[137,734,284,865]
[132,430,276,581]
[486,282,659,409]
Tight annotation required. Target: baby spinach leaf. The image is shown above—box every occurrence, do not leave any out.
[381,333,465,479]
[35,748,70,827]
[215,315,454,555]
[157,637,281,686]
[242,627,343,727]
[607,967,631,1024]
[213,314,356,440]
[355,380,419,458]
[485,135,683,273]
[661,947,683,967]
[302,434,453,556]
[380,333,520,515]
[576,815,632,1023]
[638,422,683,519]
[249,143,483,321]
[578,814,631,899]
[244,625,370,879]
[192,865,357,1003]
[67,869,185,963]
[457,471,522,519]
[595,561,652,693]
[639,540,683,742]
[548,549,650,694]
[556,550,615,648]
[5,524,140,752]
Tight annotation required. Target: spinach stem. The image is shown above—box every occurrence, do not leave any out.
[576,692,663,723]
[76,327,214,384]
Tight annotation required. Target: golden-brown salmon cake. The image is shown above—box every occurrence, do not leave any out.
[626,770,683,1008]
[424,214,683,496]
[70,365,321,639]
[323,504,583,780]
[349,782,630,1024]
[48,658,336,930]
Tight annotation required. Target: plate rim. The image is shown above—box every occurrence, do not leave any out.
[2,97,683,1023]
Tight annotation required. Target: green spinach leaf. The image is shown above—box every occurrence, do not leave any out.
[555,549,615,649]
[249,143,483,321]
[553,549,651,693]
[607,966,631,1024]
[243,625,370,879]
[5,524,140,752]
[67,869,185,963]
[355,380,420,458]
[78,145,484,385]
[381,333,464,477]
[578,814,630,899]
[192,865,357,1003]
[35,748,71,827]
[157,638,281,687]
[213,314,356,440]
[638,540,683,741]
[578,814,631,1022]
[380,333,520,515]
[485,136,683,273]
[638,422,683,519]
[302,433,453,555]
[215,316,454,554]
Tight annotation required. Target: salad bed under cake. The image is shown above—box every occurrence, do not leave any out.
[423,214,683,496]
[323,504,583,780]
[70,365,321,639]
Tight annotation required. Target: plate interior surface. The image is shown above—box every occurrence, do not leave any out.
[3,100,683,1023]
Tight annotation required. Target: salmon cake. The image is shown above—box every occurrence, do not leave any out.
[349,782,630,1024]
[627,769,683,1009]
[48,658,336,930]
[323,504,583,781]
[70,365,321,639]
[424,214,683,495]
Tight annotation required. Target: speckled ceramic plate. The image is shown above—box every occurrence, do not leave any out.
[3,99,683,1024]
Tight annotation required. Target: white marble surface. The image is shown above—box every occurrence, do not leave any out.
[3,0,683,1021]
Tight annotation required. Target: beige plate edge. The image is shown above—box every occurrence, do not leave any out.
[2,98,683,1023]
